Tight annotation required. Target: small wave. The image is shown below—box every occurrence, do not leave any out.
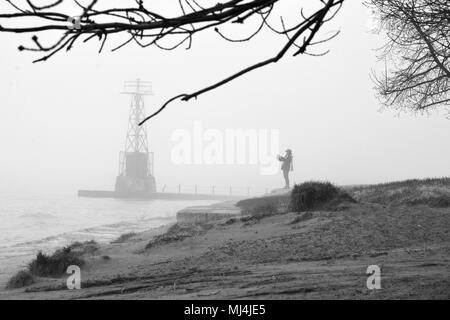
[12,215,175,248]
[19,212,57,219]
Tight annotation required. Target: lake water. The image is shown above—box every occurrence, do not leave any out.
[0,192,217,286]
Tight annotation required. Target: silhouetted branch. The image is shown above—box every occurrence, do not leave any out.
[0,0,344,121]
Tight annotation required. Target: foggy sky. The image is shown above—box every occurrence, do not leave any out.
[0,0,449,195]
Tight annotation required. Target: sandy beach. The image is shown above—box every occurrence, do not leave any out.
[1,183,449,300]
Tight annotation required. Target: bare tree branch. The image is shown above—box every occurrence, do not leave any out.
[369,0,450,114]
[0,0,344,121]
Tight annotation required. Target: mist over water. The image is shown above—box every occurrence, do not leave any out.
[0,192,217,286]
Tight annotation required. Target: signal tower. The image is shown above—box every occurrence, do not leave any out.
[115,79,156,193]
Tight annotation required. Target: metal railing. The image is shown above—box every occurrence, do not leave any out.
[159,185,269,196]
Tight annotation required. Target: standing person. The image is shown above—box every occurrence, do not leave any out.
[278,149,293,188]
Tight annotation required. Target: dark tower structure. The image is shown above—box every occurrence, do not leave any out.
[115,79,156,194]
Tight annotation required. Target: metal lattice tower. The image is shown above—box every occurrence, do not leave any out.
[122,79,152,153]
[115,79,156,193]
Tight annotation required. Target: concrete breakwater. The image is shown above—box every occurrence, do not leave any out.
[176,201,242,224]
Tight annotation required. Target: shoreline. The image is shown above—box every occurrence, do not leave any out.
[0,199,224,289]
[0,217,177,287]
[1,192,449,299]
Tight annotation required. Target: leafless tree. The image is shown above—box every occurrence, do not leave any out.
[0,0,343,122]
[370,0,450,114]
